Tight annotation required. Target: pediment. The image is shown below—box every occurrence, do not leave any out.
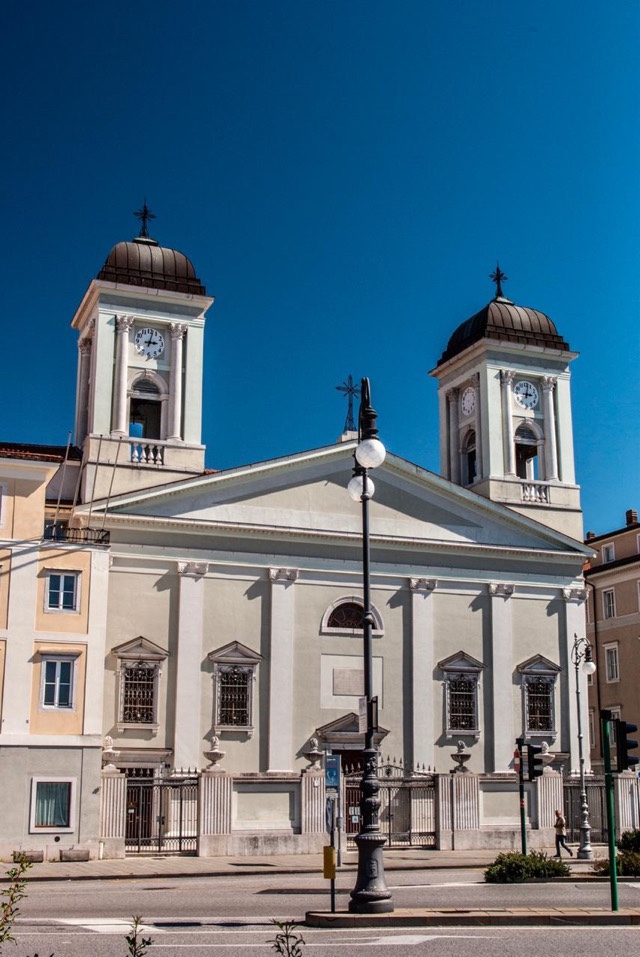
[438,650,485,673]
[517,654,561,675]
[316,712,390,737]
[208,640,262,664]
[111,636,169,660]
[86,442,591,558]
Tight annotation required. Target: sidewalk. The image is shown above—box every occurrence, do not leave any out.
[1,846,605,883]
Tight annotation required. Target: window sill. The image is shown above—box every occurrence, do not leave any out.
[117,723,159,736]
[215,725,254,738]
[30,826,74,834]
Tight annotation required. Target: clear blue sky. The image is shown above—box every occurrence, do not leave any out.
[1,1,638,535]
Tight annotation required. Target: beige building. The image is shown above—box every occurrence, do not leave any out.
[0,225,604,859]
[585,509,640,771]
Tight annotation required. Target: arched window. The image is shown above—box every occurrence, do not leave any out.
[129,375,164,440]
[462,430,477,485]
[515,424,540,480]
[321,597,384,636]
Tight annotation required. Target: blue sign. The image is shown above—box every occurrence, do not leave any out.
[325,754,341,791]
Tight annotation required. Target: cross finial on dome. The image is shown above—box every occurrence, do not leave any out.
[490,262,508,299]
[134,200,156,239]
[336,374,361,433]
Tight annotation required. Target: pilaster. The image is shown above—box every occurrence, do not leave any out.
[500,369,516,475]
[168,323,188,440]
[541,376,559,481]
[301,769,326,834]
[562,587,589,771]
[409,578,436,770]
[489,582,515,771]
[174,561,208,770]
[267,568,299,772]
[112,315,134,436]
[76,337,92,445]
[447,388,460,483]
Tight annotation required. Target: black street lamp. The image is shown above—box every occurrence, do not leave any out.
[347,378,393,914]
[571,633,596,860]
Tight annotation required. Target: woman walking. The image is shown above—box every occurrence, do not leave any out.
[554,809,573,857]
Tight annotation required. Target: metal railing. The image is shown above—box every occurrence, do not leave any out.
[43,524,110,545]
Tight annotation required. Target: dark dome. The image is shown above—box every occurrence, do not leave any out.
[97,236,206,295]
[437,296,570,366]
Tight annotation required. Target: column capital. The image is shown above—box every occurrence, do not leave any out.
[269,567,299,583]
[500,369,516,385]
[177,561,209,577]
[563,587,587,603]
[115,314,134,333]
[489,582,515,597]
[542,375,557,392]
[170,322,189,341]
[446,387,460,403]
[409,577,437,592]
[79,337,92,355]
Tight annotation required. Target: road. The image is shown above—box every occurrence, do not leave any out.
[8,867,640,955]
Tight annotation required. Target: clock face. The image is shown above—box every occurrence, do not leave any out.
[461,386,476,417]
[134,327,165,360]
[513,380,539,409]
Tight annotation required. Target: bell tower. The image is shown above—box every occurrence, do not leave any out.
[71,207,215,501]
[430,267,583,540]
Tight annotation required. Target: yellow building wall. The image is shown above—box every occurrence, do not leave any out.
[0,640,5,723]
[0,549,10,630]
[30,641,87,735]
[35,549,91,634]
[1,477,52,541]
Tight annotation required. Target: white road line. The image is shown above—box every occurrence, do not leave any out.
[56,917,164,935]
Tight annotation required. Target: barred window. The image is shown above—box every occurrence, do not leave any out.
[327,602,364,630]
[525,677,554,733]
[448,676,477,731]
[121,661,157,724]
[218,667,251,726]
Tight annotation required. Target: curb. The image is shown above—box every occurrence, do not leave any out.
[305,908,640,927]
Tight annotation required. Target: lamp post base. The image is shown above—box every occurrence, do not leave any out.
[348,831,394,913]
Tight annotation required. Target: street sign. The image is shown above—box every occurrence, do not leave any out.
[358,696,367,733]
[324,753,341,791]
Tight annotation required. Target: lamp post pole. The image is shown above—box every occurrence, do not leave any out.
[347,378,393,914]
[571,633,596,860]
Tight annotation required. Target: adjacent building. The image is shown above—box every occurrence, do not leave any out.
[585,509,640,771]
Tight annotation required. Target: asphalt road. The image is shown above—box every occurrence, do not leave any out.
[9,868,640,956]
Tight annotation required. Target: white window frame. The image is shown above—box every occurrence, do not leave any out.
[44,570,80,613]
[113,637,169,735]
[320,596,384,637]
[118,660,161,731]
[604,642,620,683]
[601,542,615,563]
[40,654,77,710]
[609,707,622,746]
[29,777,76,833]
[603,588,616,620]
[438,651,485,739]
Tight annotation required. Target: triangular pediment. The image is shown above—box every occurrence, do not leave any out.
[316,712,390,737]
[438,650,485,672]
[111,636,169,660]
[517,654,561,675]
[207,640,262,664]
[81,442,592,560]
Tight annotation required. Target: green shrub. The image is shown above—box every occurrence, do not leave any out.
[617,829,640,853]
[485,850,570,883]
[593,850,640,877]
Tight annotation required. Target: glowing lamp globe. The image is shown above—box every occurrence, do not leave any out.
[348,474,375,502]
[355,438,386,469]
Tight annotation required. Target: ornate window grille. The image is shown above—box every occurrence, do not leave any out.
[447,675,477,731]
[121,661,158,724]
[217,666,252,727]
[327,602,364,630]
[525,676,554,733]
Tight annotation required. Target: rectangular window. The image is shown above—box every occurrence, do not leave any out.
[121,662,157,724]
[41,657,74,709]
[603,589,616,620]
[46,571,79,612]
[447,676,478,732]
[609,707,621,746]
[218,667,251,726]
[602,543,615,563]
[588,709,595,750]
[30,778,75,832]
[605,644,620,682]
[525,677,554,733]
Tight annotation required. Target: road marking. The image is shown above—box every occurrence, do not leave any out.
[56,917,164,935]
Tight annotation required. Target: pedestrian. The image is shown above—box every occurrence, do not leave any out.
[554,809,573,857]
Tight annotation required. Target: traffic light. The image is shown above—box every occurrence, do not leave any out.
[527,743,544,781]
[615,719,639,773]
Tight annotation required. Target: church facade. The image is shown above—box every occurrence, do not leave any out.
[0,227,600,860]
